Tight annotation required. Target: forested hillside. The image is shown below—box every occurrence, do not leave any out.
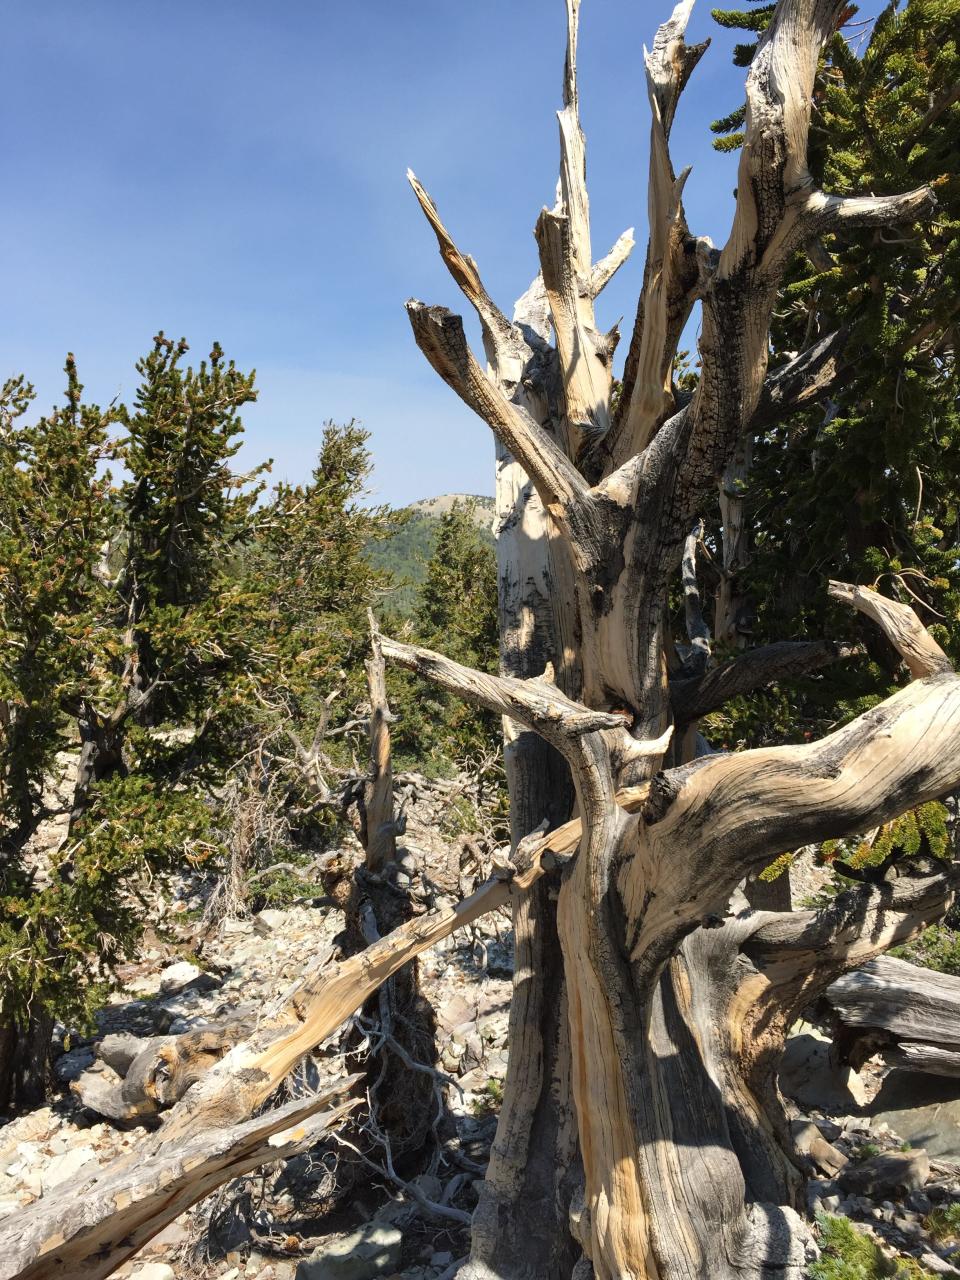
[367,496,494,615]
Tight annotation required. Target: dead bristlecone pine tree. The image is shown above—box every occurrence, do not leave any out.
[4,3,958,1280]
[397,0,954,1276]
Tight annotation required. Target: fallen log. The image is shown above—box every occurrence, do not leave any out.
[826,953,960,1075]
[106,785,651,1136]
[0,1076,360,1280]
[2,790,647,1278]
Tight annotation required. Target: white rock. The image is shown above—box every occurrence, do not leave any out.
[129,1265,176,1280]
[42,1144,96,1190]
[158,960,201,992]
[295,1223,402,1279]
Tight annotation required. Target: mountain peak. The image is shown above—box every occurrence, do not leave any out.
[408,493,495,530]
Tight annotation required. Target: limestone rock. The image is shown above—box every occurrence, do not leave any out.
[41,1144,96,1191]
[158,960,201,992]
[839,1149,930,1198]
[295,1223,403,1279]
[129,1264,177,1280]
[790,1119,848,1177]
[920,1254,960,1277]
[97,1032,151,1075]
[52,1045,96,1083]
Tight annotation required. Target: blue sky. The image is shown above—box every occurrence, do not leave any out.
[2,1,751,506]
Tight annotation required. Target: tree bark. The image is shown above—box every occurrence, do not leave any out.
[0,1008,53,1115]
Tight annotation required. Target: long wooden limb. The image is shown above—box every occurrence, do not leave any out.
[378,633,628,745]
[748,872,955,974]
[680,519,710,676]
[657,0,936,542]
[663,873,956,1220]
[713,331,849,640]
[827,955,960,1076]
[534,0,626,464]
[406,170,533,389]
[608,0,710,467]
[750,327,848,428]
[670,637,859,727]
[0,1083,360,1280]
[828,580,952,678]
[716,430,753,647]
[644,586,957,925]
[807,185,937,233]
[649,672,960,922]
[405,303,589,520]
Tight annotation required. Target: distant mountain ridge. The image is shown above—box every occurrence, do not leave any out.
[366,493,496,615]
[408,493,495,529]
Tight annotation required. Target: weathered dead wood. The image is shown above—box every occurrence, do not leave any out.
[829,580,952,679]
[406,169,529,383]
[650,672,960,903]
[884,1042,960,1076]
[714,327,847,648]
[379,634,630,744]
[0,791,666,1280]
[681,519,710,676]
[405,302,594,533]
[827,954,960,1076]
[361,610,397,871]
[395,0,946,1271]
[750,327,848,429]
[717,431,752,647]
[533,0,622,463]
[610,0,709,465]
[0,1080,360,1280]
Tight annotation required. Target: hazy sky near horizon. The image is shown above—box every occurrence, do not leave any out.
[2,1,752,506]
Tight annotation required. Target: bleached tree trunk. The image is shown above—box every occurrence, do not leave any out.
[399,2,945,1275]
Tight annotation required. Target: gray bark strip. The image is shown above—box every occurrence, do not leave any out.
[670,638,859,727]
[362,611,398,871]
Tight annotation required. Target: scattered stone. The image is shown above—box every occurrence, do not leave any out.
[872,1072,960,1161]
[791,1119,848,1176]
[907,1189,933,1214]
[920,1254,960,1277]
[97,1032,150,1076]
[158,960,201,992]
[781,1024,869,1111]
[52,1045,96,1083]
[41,1144,96,1190]
[840,1149,930,1198]
[295,1222,403,1279]
[255,909,287,931]
[129,1265,177,1280]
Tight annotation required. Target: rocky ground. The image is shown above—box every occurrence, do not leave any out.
[0,812,514,1280]
[3,815,960,1278]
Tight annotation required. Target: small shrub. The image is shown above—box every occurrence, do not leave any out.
[925,1203,960,1243]
[810,1214,901,1279]
[470,1077,504,1118]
